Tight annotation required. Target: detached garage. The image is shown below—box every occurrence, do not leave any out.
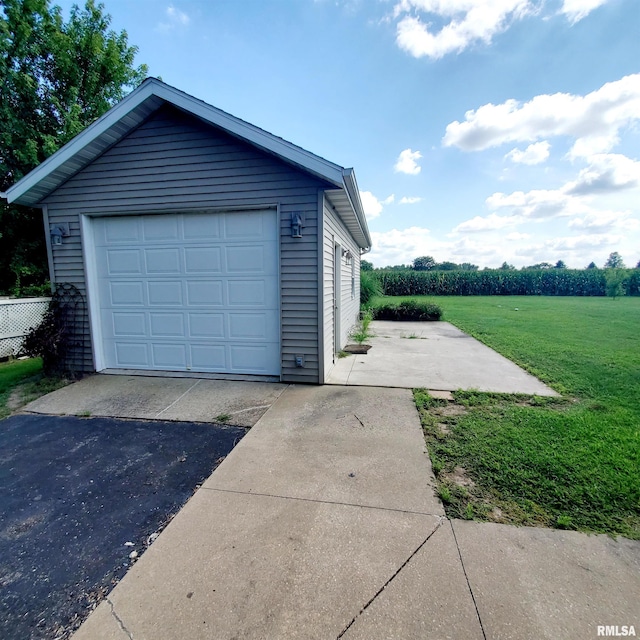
[3,79,371,384]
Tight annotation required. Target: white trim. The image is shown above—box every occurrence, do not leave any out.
[80,214,105,371]
[316,189,326,384]
[334,242,342,353]
[275,203,284,381]
[41,205,55,293]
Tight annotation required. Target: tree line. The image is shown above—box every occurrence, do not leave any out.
[362,251,638,272]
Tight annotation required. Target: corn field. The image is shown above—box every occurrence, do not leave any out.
[374,269,640,297]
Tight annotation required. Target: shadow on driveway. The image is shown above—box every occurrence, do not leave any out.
[0,414,245,640]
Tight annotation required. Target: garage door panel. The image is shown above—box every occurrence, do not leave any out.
[149,313,184,337]
[104,217,140,244]
[114,342,149,367]
[109,281,145,306]
[143,216,179,241]
[229,344,279,373]
[184,247,222,273]
[145,248,181,274]
[112,312,146,337]
[188,313,225,338]
[148,281,183,305]
[184,214,221,239]
[186,280,224,306]
[152,343,187,369]
[225,211,269,239]
[190,344,227,370]
[107,249,142,275]
[95,210,280,375]
[229,312,278,340]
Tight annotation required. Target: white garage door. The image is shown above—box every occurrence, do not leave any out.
[93,210,280,375]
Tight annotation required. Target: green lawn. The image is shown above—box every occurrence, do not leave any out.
[370,295,640,539]
[0,357,67,419]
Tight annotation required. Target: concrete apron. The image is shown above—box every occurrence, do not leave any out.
[22,374,288,427]
[327,320,558,396]
[71,385,640,640]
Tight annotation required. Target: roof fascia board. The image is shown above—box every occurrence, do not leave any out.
[5,81,157,204]
[341,169,371,249]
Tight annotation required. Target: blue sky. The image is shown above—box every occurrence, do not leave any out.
[59,0,640,268]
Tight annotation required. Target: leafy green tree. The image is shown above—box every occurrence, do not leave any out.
[586,261,598,269]
[604,252,625,269]
[0,0,147,294]
[459,262,478,271]
[499,261,516,270]
[435,261,458,271]
[360,259,373,271]
[412,256,436,271]
[554,260,567,269]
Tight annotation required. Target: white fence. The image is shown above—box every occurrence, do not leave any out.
[0,297,51,359]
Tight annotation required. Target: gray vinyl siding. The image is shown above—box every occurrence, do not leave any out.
[322,197,361,379]
[42,105,328,383]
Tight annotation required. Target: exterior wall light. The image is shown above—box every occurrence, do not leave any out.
[290,212,303,238]
[50,223,69,246]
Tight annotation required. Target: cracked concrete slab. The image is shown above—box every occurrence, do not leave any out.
[23,374,287,426]
[73,488,441,640]
[72,600,129,640]
[327,320,558,396]
[452,519,640,640]
[342,520,484,640]
[204,385,443,515]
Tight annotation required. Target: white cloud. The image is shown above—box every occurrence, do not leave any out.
[157,5,190,31]
[399,196,422,204]
[453,213,521,232]
[565,154,640,195]
[394,0,534,59]
[505,141,551,165]
[443,74,640,155]
[568,211,640,233]
[560,0,609,24]
[360,191,395,220]
[486,188,587,219]
[369,226,434,266]
[394,148,422,175]
[506,232,531,240]
[392,0,610,60]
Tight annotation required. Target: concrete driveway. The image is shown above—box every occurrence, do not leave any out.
[327,320,558,396]
[70,384,640,640]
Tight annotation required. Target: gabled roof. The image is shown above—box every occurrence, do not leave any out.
[2,78,371,249]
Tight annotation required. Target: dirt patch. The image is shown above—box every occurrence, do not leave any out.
[443,466,475,488]
[434,404,468,417]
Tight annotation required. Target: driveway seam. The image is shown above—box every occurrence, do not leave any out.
[107,598,134,640]
[153,379,202,418]
[450,519,487,640]
[336,516,445,638]
[203,486,444,518]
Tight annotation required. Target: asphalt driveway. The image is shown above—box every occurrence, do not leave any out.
[0,413,245,640]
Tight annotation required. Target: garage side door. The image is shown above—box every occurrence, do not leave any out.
[93,210,280,375]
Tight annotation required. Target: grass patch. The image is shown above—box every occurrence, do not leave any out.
[0,357,68,418]
[403,296,640,538]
